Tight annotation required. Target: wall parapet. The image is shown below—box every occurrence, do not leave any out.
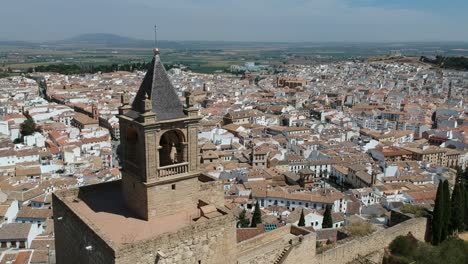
[314,217,427,264]
[237,224,293,254]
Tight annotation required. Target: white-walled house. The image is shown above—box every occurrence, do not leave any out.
[254,189,347,213]
[288,160,333,175]
[347,188,380,206]
[0,200,19,225]
[23,132,46,147]
[0,149,16,167]
[9,126,21,142]
[15,148,40,164]
[1,147,41,167]
[288,208,345,229]
[0,121,9,136]
[199,127,240,146]
[27,105,74,123]
[291,210,323,229]
[63,146,81,164]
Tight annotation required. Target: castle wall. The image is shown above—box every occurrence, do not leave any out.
[147,176,199,218]
[114,213,237,264]
[238,239,287,264]
[237,225,297,264]
[122,173,149,220]
[284,234,316,264]
[53,191,116,264]
[198,177,225,208]
[313,217,427,264]
[284,226,316,264]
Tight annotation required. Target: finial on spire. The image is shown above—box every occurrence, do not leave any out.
[153,25,160,55]
[154,25,158,48]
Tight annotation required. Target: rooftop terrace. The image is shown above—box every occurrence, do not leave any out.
[59,180,226,246]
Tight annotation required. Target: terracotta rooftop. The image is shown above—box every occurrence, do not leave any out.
[30,250,48,264]
[0,223,31,240]
[73,113,98,126]
[12,251,32,264]
[375,146,412,157]
[16,207,52,219]
[30,237,55,250]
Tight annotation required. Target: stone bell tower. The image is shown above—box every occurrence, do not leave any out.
[118,48,202,220]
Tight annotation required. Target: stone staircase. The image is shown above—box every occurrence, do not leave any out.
[273,245,293,264]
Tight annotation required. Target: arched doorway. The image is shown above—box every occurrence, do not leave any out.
[159,130,185,167]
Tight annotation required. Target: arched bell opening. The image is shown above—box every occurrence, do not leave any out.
[159,130,186,167]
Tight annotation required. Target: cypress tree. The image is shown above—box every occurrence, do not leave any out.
[460,183,466,231]
[298,209,306,227]
[238,209,250,228]
[322,205,333,228]
[432,180,444,245]
[250,201,262,228]
[465,179,468,231]
[441,180,451,241]
[463,167,468,231]
[451,168,465,233]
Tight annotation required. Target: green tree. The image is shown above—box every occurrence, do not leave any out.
[250,201,262,228]
[20,118,41,137]
[322,205,333,228]
[385,236,468,264]
[389,235,418,258]
[237,209,250,228]
[432,180,445,245]
[441,180,451,241]
[298,209,305,227]
[450,168,466,233]
[465,167,468,230]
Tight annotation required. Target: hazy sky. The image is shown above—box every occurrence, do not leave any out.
[1,0,467,42]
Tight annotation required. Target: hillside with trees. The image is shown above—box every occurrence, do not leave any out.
[420,55,468,70]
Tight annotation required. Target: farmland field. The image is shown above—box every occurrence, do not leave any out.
[1,38,468,74]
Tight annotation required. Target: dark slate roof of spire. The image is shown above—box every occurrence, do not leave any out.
[131,54,186,120]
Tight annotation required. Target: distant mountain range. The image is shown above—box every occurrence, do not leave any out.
[59,33,151,46]
[0,33,188,49]
[53,33,296,49]
[0,33,299,49]
[1,33,468,53]
[55,33,187,48]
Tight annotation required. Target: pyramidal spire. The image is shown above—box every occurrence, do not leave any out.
[131,50,185,120]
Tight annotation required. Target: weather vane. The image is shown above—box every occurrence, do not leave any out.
[154,25,158,49]
[153,25,160,55]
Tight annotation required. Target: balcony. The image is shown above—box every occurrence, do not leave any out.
[158,162,189,177]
